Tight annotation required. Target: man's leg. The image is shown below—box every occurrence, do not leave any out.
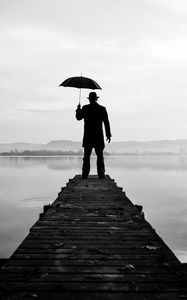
[95,147,105,178]
[82,147,92,178]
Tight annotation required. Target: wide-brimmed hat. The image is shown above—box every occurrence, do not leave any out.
[87,92,99,100]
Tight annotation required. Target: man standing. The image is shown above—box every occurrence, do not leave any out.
[76,92,112,179]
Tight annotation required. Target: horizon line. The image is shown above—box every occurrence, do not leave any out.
[1,138,187,144]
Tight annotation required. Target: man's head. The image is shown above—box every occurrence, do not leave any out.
[87,92,99,103]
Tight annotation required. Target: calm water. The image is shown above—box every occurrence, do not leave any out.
[0,156,187,262]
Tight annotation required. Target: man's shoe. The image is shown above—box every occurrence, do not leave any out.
[99,175,105,179]
[82,175,88,179]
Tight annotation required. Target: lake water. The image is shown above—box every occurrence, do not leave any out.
[0,156,187,262]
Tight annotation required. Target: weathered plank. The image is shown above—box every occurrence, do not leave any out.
[0,175,186,300]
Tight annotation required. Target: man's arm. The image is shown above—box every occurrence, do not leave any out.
[76,104,84,120]
[103,108,112,143]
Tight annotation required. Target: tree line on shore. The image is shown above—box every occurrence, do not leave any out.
[0,149,187,156]
[0,149,110,156]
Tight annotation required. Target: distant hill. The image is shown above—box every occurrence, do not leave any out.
[0,141,81,153]
[105,139,187,154]
[0,142,42,152]
[43,140,82,151]
[0,139,187,155]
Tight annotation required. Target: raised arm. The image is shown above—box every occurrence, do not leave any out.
[76,104,84,120]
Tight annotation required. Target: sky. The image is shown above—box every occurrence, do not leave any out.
[1,0,187,143]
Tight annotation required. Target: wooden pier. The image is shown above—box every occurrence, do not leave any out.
[0,175,187,299]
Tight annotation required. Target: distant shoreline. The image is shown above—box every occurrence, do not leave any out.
[1,139,187,156]
[1,153,187,157]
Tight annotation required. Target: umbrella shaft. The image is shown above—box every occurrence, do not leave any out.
[79,89,81,105]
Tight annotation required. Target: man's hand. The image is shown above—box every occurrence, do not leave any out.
[106,137,111,143]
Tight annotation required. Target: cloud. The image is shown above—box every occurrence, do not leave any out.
[153,0,187,16]
[1,0,187,142]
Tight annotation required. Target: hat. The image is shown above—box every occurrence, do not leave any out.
[87,92,99,100]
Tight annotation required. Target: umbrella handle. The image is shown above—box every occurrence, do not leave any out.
[79,88,81,105]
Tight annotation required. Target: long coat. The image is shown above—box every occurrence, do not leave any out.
[76,102,111,149]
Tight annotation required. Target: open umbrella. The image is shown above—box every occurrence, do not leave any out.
[59,75,102,104]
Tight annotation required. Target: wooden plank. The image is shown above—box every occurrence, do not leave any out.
[2,259,182,267]
[2,265,184,274]
[1,281,187,292]
[2,273,187,283]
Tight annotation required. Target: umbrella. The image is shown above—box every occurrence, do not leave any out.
[59,75,102,104]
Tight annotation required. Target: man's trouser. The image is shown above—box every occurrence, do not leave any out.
[82,147,105,178]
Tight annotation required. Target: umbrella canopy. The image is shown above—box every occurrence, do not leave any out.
[59,76,102,90]
[59,76,102,104]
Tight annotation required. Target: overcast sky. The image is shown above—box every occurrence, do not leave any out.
[1,0,187,143]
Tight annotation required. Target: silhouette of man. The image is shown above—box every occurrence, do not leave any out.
[76,92,111,179]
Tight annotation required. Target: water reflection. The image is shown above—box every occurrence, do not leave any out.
[0,156,82,170]
[1,156,187,171]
